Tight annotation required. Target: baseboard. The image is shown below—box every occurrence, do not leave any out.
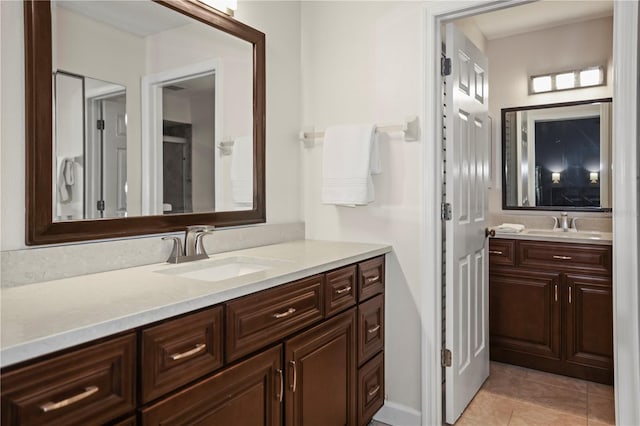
[373,400,422,425]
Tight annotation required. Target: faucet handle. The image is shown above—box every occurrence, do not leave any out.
[194,231,213,257]
[162,236,184,263]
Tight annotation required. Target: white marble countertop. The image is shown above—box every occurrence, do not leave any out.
[1,240,391,368]
[491,228,612,245]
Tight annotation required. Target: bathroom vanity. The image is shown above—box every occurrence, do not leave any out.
[489,233,613,384]
[0,240,389,426]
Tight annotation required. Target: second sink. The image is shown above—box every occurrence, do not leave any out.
[525,229,602,239]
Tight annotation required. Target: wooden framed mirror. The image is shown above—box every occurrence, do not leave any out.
[501,98,612,212]
[24,0,265,245]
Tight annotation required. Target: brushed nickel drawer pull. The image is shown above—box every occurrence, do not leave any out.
[40,386,99,412]
[368,385,380,397]
[569,286,572,304]
[336,286,352,295]
[367,275,380,283]
[170,343,207,361]
[554,284,558,302]
[367,324,381,334]
[290,360,297,392]
[553,255,572,260]
[273,307,296,319]
[276,368,284,402]
[489,250,503,255]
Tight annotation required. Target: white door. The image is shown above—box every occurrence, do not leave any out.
[102,98,127,218]
[444,23,490,424]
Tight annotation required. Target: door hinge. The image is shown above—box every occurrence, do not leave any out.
[441,202,452,221]
[441,57,451,76]
[442,348,452,367]
[97,200,105,211]
[97,119,105,130]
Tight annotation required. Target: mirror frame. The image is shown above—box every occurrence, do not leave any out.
[24,0,266,245]
[501,97,613,213]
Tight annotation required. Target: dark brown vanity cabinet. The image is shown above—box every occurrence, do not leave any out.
[0,255,386,426]
[489,239,613,384]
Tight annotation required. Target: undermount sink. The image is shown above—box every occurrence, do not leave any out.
[524,229,603,239]
[155,256,291,282]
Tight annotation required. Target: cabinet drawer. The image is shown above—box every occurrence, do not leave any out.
[358,294,384,366]
[1,334,136,426]
[141,306,224,403]
[142,346,282,426]
[325,264,357,318]
[488,239,515,266]
[518,241,611,275]
[226,275,324,361]
[358,256,385,301]
[358,352,384,426]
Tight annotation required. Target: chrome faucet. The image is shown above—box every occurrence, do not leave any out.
[559,212,570,232]
[162,225,215,263]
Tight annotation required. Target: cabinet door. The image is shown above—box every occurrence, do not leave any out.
[285,308,357,426]
[489,271,561,361]
[141,346,282,426]
[565,274,613,374]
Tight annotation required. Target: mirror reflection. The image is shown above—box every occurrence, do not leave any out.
[52,0,254,222]
[502,99,612,211]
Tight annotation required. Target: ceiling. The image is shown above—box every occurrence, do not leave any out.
[55,0,190,37]
[469,0,613,40]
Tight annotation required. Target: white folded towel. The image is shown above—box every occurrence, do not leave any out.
[57,157,76,203]
[321,124,380,206]
[231,136,253,204]
[495,223,526,233]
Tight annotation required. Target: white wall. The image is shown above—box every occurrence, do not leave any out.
[300,1,425,414]
[487,16,613,212]
[0,0,302,251]
[55,6,147,216]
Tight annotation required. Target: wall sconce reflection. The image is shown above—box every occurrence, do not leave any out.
[590,172,599,184]
[551,172,561,184]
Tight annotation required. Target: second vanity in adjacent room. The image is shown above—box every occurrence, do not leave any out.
[490,98,614,385]
[488,230,613,384]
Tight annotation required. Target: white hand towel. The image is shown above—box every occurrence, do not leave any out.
[231,136,253,204]
[495,223,525,233]
[321,124,379,206]
[57,158,74,203]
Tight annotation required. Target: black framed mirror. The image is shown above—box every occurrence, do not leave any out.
[24,0,265,245]
[501,98,612,212]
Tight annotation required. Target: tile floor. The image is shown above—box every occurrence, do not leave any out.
[455,362,615,425]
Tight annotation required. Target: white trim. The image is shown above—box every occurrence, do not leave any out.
[141,59,223,215]
[374,400,422,426]
[423,1,639,426]
[612,1,640,425]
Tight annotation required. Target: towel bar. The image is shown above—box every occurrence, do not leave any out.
[299,116,419,147]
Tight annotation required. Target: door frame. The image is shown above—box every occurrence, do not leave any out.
[421,2,640,425]
[141,59,222,215]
